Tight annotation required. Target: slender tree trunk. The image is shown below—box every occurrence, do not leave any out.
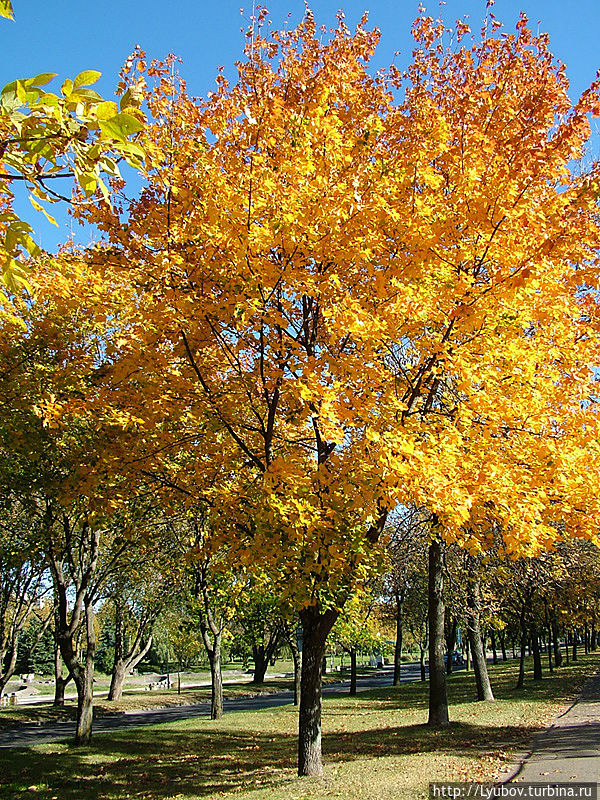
[208,641,223,720]
[420,644,427,681]
[427,539,449,727]
[107,603,154,703]
[500,630,507,661]
[532,630,542,681]
[465,635,470,671]
[393,591,403,686]
[349,648,357,696]
[516,631,527,689]
[74,598,95,745]
[445,617,457,676]
[584,622,590,655]
[591,619,597,652]
[516,602,527,689]
[466,570,494,701]
[552,619,562,668]
[297,605,338,778]
[108,601,124,701]
[572,630,578,662]
[490,630,498,665]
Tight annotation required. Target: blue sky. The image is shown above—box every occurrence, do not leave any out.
[1,0,599,251]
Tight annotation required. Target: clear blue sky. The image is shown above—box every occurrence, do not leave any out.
[1,0,599,251]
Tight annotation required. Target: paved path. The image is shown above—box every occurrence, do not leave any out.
[0,664,424,749]
[509,670,600,785]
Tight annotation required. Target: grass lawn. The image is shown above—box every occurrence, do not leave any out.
[0,652,598,800]
[0,673,345,729]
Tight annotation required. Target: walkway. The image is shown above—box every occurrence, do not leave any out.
[509,670,600,784]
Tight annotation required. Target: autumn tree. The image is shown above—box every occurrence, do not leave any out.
[65,1,600,774]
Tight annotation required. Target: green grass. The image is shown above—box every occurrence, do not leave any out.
[0,652,597,800]
[0,673,347,729]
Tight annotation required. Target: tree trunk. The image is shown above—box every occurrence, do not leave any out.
[490,630,498,665]
[297,605,338,778]
[500,630,507,661]
[532,630,542,680]
[445,617,457,675]
[420,645,427,681]
[252,645,269,684]
[349,648,357,696]
[208,639,223,719]
[393,591,403,686]
[466,569,494,702]
[552,619,562,668]
[572,630,578,662]
[465,636,470,671]
[74,598,95,745]
[427,539,449,727]
[0,638,18,696]
[54,644,72,707]
[516,631,527,689]
[108,660,127,702]
[108,600,124,701]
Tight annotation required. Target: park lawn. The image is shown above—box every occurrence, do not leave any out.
[0,674,347,729]
[0,652,598,800]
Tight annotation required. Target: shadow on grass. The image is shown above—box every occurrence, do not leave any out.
[0,718,542,800]
[0,654,597,800]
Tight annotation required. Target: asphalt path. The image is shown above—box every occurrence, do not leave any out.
[507,669,600,785]
[0,662,427,749]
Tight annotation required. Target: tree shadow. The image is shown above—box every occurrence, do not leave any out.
[0,716,546,800]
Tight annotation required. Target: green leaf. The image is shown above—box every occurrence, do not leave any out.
[109,112,144,136]
[61,78,73,97]
[0,0,13,20]
[73,70,102,89]
[27,73,57,88]
[71,88,103,103]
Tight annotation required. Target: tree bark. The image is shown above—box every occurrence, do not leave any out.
[445,616,457,675]
[427,539,449,727]
[73,597,95,745]
[393,590,403,686]
[500,630,507,661]
[516,630,527,689]
[466,568,494,702]
[251,644,269,684]
[208,643,223,719]
[531,630,542,681]
[297,605,338,777]
[54,643,72,706]
[572,630,578,662]
[420,645,427,681]
[349,648,357,696]
[552,619,562,668]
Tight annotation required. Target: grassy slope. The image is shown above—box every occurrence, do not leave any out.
[0,652,597,800]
